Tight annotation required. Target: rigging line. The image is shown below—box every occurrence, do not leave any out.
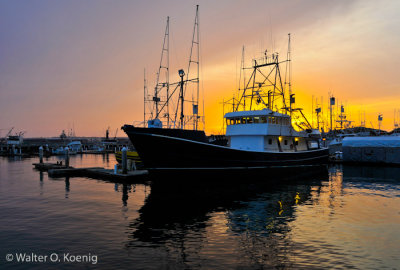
[235,68,256,111]
[184,5,200,129]
[255,66,278,88]
[158,84,181,121]
[238,46,244,101]
[153,17,170,119]
[198,19,205,130]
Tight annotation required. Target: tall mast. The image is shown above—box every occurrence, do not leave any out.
[143,68,146,126]
[312,95,314,129]
[186,5,200,130]
[154,16,170,124]
[235,47,286,112]
[166,17,170,127]
[329,94,335,132]
[241,46,245,111]
[179,69,185,129]
[286,33,293,119]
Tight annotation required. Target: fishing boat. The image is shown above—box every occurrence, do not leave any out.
[100,127,118,152]
[122,111,328,170]
[122,24,328,170]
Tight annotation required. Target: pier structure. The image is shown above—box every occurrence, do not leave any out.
[0,137,133,156]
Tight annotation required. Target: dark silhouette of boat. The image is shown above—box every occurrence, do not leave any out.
[123,16,328,171]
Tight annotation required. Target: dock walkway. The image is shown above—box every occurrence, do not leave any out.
[33,162,148,181]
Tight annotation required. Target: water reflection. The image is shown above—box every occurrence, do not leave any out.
[122,184,129,206]
[39,171,44,196]
[342,164,400,183]
[126,166,329,267]
[112,183,148,207]
[65,177,70,198]
[2,156,399,269]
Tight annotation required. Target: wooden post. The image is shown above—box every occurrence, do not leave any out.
[65,147,70,168]
[39,146,43,163]
[122,147,127,174]
[132,161,137,171]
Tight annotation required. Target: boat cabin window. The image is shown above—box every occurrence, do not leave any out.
[226,116,290,125]
[268,139,272,144]
[309,141,319,149]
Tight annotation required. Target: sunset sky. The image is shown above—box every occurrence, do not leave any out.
[1,0,400,137]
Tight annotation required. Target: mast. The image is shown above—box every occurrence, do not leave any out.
[239,46,245,111]
[143,68,146,126]
[231,35,313,131]
[312,95,314,129]
[186,5,200,130]
[378,113,383,135]
[286,33,293,119]
[329,94,335,132]
[166,17,170,127]
[234,44,287,113]
[144,6,203,131]
[179,69,185,129]
[153,16,170,124]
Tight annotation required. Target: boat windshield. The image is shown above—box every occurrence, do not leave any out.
[226,116,290,126]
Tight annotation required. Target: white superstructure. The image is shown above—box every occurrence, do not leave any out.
[225,109,319,152]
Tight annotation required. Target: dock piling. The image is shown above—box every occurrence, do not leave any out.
[122,147,127,174]
[65,147,70,168]
[132,161,137,171]
[39,146,43,163]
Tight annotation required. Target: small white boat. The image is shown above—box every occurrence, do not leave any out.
[67,141,82,153]
[52,142,81,155]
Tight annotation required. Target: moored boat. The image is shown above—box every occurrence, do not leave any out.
[122,123,328,170]
[115,150,141,164]
[123,16,328,171]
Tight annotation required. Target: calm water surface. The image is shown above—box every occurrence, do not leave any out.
[0,155,399,269]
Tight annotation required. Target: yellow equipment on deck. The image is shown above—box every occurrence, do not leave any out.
[115,151,141,164]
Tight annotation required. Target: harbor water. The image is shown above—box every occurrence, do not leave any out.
[0,155,399,269]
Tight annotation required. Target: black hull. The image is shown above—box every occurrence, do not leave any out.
[122,125,329,170]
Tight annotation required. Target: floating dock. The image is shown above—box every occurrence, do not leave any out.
[33,162,70,171]
[33,162,148,181]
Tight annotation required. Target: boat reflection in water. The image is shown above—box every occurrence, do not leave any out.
[126,166,329,268]
[120,164,400,269]
[15,153,398,269]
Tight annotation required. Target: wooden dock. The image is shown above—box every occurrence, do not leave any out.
[33,162,69,171]
[33,162,148,181]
